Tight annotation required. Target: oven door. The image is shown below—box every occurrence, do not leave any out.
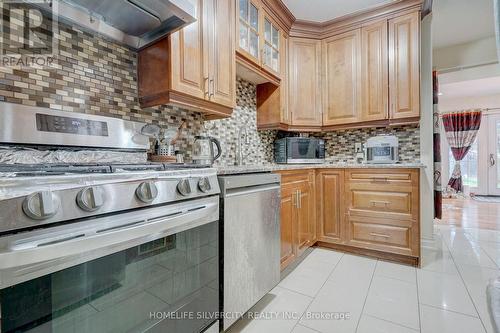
[0,196,219,333]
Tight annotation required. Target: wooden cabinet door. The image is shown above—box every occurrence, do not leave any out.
[170,0,207,100]
[389,12,420,119]
[316,170,344,244]
[361,20,388,122]
[236,0,262,65]
[261,11,281,76]
[280,32,289,123]
[296,180,315,257]
[322,30,361,126]
[289,37,322,126]
[206,0,236,108]
[280,184,297,270]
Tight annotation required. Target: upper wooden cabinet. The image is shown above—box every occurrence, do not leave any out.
[322,30,361,126]
[256,1,422,131]
[237,0,262,63]
[289,37,322,128]
[389,12,420,120]
[256,31,289,129]
[262,9,282,76]
[138,0,235,119]
[236,0,287,83]
[208,0,237,108]
[361,19,389,122]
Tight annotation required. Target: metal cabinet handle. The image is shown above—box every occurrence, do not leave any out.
[490,154,496,167]
[371,177,389,183]
[209,78,215,98]
[370,200,390,207]
[370,232,390,239]
[204,77,209,96]
[294,190,302,209]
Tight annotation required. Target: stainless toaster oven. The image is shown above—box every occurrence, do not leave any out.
[274,137,325,164]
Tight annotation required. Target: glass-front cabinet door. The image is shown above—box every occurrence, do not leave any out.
[262,14,280,75]
[238,0,260,62]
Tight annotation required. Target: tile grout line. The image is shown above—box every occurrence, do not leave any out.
[289,251,345,333]
[440,228,489,332]
[362,313,420,332]
[476,236,500,270]
[415,255,423,333]
[418,303,480,319]
[354,259,378,333]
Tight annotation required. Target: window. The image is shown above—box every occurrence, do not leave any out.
[448,139,478,188]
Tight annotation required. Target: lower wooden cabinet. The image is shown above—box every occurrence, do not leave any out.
[277,167,421,268]
[316,169,344,244]
[344,169,420,259]
[277,170,316,270]
[280,183,298,269]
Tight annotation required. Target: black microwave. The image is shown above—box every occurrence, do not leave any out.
[274,137,325,164]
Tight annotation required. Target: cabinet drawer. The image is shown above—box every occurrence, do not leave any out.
[349,189,416,220]
[351,222,410,247]
[346,169,418,187]
[347,216,416,256]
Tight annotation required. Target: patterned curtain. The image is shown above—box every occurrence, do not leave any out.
[433,71,442,219]
[441,110,482,193]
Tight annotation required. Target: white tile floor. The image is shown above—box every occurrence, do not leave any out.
[228,225,500,333]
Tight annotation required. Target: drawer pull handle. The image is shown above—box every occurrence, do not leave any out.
[371,177,389,182]
[370,200,390,207]
[370,232,390,238]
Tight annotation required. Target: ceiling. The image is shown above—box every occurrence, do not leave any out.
[432,0,495,49]
[439,76,500,99]
[281,0,396,23]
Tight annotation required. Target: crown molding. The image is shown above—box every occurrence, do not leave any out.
[289,0,424,39]
[261,0,296,32]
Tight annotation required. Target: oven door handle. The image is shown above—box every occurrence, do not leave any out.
[0,199,218,277]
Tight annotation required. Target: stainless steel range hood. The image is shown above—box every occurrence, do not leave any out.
[34,0,195,50]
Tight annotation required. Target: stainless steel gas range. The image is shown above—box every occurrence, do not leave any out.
[0,103,220,333]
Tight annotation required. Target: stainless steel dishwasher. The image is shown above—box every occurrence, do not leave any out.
[218,173,281,330]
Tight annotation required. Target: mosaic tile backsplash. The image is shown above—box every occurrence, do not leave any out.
[0,8,419,165]
[315,125,421,163]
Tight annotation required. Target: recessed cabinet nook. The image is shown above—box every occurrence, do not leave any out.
[136,0,424,268]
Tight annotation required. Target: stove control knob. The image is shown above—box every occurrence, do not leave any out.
[177,178,192,196]
[23,191,58,220]
[77,186,104,212]
[198,177,212,193]
[136,181,158,203]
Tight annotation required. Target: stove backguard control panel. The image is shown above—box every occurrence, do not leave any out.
[36,114,109,137]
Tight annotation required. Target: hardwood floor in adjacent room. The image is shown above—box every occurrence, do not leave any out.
[437,198,500,230]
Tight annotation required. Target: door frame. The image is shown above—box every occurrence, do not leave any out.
[488,114,500,195]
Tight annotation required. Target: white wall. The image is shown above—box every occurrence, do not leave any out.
[433,36,498,71]
[420,14,435,241]
[439,93,500,111]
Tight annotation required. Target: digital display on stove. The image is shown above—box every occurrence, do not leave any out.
[36,113,109,136]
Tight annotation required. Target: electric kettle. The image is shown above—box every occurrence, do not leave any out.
[192,136,222,165]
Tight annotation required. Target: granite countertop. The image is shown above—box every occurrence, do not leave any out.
[216,162,426,175]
